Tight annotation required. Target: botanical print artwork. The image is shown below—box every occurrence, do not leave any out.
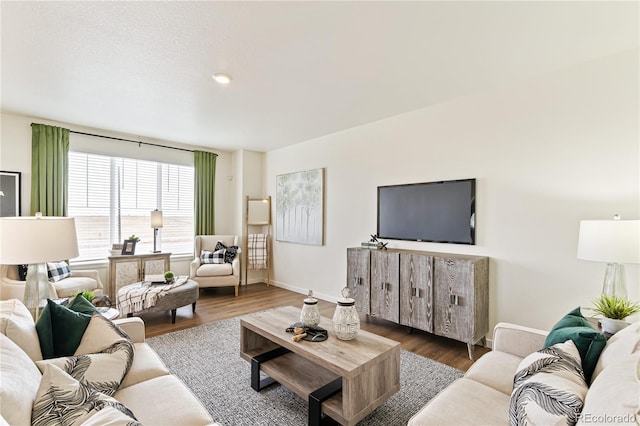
[276,168,324,245]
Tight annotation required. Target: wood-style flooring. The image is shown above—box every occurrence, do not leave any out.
[139,283,488,372]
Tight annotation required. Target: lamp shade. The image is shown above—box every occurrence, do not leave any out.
[0,216,79,264]
[577,219,640,264]
[151,210,163,228]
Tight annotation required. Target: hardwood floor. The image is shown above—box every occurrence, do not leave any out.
[139,283,488,371]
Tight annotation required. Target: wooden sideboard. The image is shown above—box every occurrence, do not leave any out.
[107,252,171,297]
[347,247,489,359]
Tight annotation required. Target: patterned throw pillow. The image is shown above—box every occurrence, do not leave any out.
[201,250,225,264]
[510,340,588,426]
[36,314,134,397]
[32,363,140,426]
[214,241,239,263]
[47,261,71,282]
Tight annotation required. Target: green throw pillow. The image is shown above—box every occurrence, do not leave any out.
[36,299,92,359]
[66,294,99,315]
[543,307,606,383]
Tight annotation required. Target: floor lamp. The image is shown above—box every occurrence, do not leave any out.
[0,214,79,319]
[577,217,640,298]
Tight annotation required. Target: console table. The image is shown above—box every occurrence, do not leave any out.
[347,247,489,359]
[107,252,171,298]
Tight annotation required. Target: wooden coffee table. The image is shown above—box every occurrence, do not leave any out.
[240,306,400,426]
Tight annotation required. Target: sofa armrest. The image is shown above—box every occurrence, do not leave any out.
[190,258,201,278]
[492,322,548,358]
[114,317,146,343]
[231,248,241,277]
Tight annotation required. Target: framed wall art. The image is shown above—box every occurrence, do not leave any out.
[276,168,324,245]
[0,171,21,217]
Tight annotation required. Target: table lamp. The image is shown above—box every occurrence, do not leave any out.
[0,214,79,318]
[151,209,163,253]
[577,216,640,298]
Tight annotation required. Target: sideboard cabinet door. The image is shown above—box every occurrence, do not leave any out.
[370,250,400,323]
[346,248,371,314]
[399,253,433,332]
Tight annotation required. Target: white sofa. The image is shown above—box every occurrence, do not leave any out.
[0,298,216,425]
[408,321,640,425]
[0,264,104,300]
[190,235,241,296]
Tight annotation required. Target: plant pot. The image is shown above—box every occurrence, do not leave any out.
[601,317,628,334]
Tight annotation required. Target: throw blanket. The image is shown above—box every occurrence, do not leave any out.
[248,234,268,269]
[116,276,188,315]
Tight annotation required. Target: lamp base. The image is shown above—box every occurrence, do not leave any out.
[602,263,627,298]
[23,263,50,319]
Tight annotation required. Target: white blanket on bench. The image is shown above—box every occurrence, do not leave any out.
[116,276,187,315]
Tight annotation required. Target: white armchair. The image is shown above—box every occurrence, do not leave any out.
[190,235,241,296]
[0,264,104,301]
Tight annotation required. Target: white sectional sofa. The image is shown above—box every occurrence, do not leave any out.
[408,321,640,425]
[0,298,216,425]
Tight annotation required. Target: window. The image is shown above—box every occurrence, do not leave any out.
[68,152,194,262]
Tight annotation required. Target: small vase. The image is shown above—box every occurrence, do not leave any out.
[601,317,628,334]
[332,287,360,340]
[300,290,320,328]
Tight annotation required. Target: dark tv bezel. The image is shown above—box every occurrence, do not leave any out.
[376,178,476,245]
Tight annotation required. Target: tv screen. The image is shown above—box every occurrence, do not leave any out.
[377,178,475,245]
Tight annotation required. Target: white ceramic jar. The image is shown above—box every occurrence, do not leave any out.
[300,290,320,328]
[332,287,360,340]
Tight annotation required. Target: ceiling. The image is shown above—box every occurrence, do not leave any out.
[1,1,638,152]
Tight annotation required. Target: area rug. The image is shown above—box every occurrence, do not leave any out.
[147,315,463,425]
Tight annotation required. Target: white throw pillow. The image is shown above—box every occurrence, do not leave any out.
[0,333,42,426]
[0,298,43,361]
[510,340,588,426]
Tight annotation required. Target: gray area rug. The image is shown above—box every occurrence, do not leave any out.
[147,315,463,425]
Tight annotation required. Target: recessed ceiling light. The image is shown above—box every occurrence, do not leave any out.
[213,73,232,84]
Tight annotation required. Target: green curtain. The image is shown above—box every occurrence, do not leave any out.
[194,150,218,235]
[30,123,70,216]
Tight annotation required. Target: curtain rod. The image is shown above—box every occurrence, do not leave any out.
[69,130,194,153]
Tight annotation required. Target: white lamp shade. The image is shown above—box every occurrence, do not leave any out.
[0,216,79,264]
[577,219,640,264]
[151,210,163,228]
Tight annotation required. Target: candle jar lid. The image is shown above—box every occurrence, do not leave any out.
[303,290,317,305]
[337,287,355,306]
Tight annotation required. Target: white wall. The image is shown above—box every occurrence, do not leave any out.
[0,112,238,284]
[264,49,640,331]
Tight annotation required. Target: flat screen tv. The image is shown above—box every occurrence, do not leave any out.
[377,178,476,245]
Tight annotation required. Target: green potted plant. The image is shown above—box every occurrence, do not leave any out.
[73,289,95,302]
[164,271,175,284]
[590,294,640,334]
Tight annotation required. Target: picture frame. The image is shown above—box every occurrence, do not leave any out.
[121,239,137,255]
[0,171,21,217]
[276,168,325,245]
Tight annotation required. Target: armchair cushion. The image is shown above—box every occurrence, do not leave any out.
[47,261,72,282]
[196,263,233,277]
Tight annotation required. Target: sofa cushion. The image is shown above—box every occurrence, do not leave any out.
[36,299,92,359]
[47,261,72,282]
[115,375,213,426]
[119,342,170,389]
[464,350,523,394]
[0,333,42,426]
[0,298,43,361]
[36,314,134,396]
[32,363,140,426]
[196,263,233,277]
[510,340,587,426]
[591,320,640,382]
[66,294,99,315]
[577,354,639,425]
[407,378,510,425]
[543,307,606,382]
